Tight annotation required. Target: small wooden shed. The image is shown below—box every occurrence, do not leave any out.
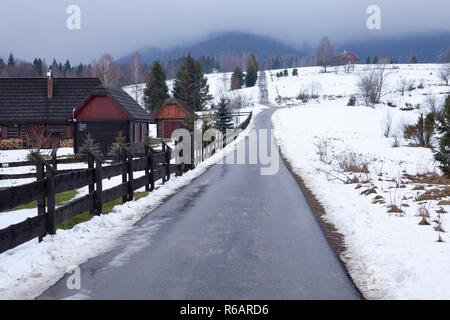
[72,86,153,154]
[154,98,194,139]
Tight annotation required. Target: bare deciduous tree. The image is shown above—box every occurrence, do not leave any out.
[92,54,122,88]
[127,52,145,102]
[437,47,450,63]
[439,64,450,85]
[358,65,389,107]
[314,36,333,73]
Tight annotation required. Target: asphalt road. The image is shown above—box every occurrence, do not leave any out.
[38,102,360,300]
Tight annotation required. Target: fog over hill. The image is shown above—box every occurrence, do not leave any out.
[120,30,450,67]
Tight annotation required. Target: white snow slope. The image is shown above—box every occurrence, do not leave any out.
[271,64,450,299]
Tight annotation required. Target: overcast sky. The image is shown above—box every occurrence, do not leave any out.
[0,0,449,64]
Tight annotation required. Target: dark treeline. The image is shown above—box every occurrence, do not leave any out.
[0,51,310,84]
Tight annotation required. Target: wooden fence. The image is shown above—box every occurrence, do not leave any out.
[0,111,252,254]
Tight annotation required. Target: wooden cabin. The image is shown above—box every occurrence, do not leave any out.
[154,98,194,139]
[72,86,153,154]
[330,51,359,66]
[0,73,153,154]
[0,75,102,145]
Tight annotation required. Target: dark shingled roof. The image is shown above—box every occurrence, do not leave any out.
[0,78,102,122]
[80,86,152,121]
[163,97,194,116]
[0,77,152,122]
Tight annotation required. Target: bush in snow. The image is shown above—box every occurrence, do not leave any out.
[439,64,450,85]
[403,113,435,147]
[381,111,393,137]
[358,65,389,106]
[347,95,356,106]
[433,95,450,177]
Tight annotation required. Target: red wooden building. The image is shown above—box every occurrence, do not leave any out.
[154,98,194,139]
[330,51,359,66]
[0,72,152,153]
[72,86,152,154]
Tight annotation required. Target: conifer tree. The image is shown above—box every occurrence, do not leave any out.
[7,53,15,67]
[173,53,212,111]
[410,53,418,64]
[373,56,379,64]
[245,55,258,87]
[292,68,298,76]
[64,60,72,74]
[366,56,371,64]
[144,60,169,114]
[215,98,234,133]
[77,133,103,159]
[230,66,244,90]
[434,95,450,176]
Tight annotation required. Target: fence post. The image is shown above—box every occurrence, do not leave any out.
[127,152,134,201]
[121,148,128,204]
[161,142,166,184]
[165,145,171,182]
[51,149,57,171]
[95,158,103,215]
[149,148,155,191]
[36,162,45,242]
[87,153,94,214]
[45,169,56,235]
[144,145,150,192]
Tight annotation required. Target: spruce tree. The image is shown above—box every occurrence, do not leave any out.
[232,66,244,85]
[366,56,371,64]
[230,66,244,90]
[76,64,84,77]
[245,55,258,87]
[215,98,234,133]
[173,53,212,111]
[144,60,169,115]
[7,53,15,67]
[410,53,418,64]
[434,95,450,176]
[77,133,103,159]
[373,56,379,64]
[64,60,72,74]
[32,58,43,76]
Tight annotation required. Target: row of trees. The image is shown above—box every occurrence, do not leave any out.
[230,55,258,90]
[144,53,212,114]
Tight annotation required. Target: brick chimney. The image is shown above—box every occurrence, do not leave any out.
[47,69,53,99]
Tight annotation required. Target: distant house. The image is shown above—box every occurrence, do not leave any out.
[0,72,153,153]
[154,98,194,139]
[330,51,359,66]
[72,86,153,154]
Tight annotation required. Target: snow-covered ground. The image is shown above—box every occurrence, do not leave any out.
[271,64,450,299]
[1,62,449,299]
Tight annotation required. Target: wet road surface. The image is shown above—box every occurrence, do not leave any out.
[39,75,360,300]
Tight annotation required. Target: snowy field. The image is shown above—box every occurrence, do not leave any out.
[271,64,450,299]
